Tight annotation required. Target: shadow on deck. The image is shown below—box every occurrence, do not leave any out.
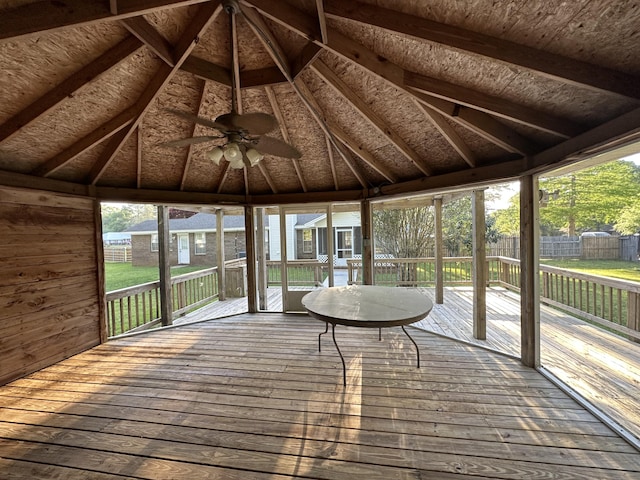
[176,285,640,446]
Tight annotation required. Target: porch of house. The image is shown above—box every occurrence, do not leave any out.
[2,312,640,479]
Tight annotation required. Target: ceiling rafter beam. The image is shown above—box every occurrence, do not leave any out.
[412,100,477,168]
[243,0,578,142]
[291,42,323,79]
[240,4,368,188]
[403,70,581,139]
[120,16,175,66]
[315,0,328,44]
[0,36,143,143]
[325,137,339,190]
[179,79,207,191]
[324,0,640,100]
[87,2,222,186]
[32,106,137,177]
[294,79,369,188]
[0,0,211,42]
[181,56,289,88]
[257,162,278,193]
[265,86,307,192]
[409,90,537,156]
[311,59,432,176]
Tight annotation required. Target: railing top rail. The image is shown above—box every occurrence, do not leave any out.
[170,266,217,283]
[540,264,640,291]
[106,280,160,300]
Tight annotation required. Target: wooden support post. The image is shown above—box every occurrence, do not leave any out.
[520,174,540,367]
[245,206,257,313]
[434,197,444,304]
[216,209,226,301]
[94,199,108,342]
[360,199,373,285]
[256,207,268,310]
[327,204,334,286]
[157,205,173,327]
[279,208,289,310]
[472,190,486,339]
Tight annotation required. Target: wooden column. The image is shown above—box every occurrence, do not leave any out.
[434,197,444,304]
[256,207,268,310]
[157,205,173,326]
[472,190,486,339]
[279,208,289,310]
[94,199,108,343]
[216,209,226,301]
[327,204,334,287]
[244,205,257,313]
[520,175,541,367]
[360,199,373,285]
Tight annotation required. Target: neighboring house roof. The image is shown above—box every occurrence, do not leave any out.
[295,214,324,227]
[125,213,248,234]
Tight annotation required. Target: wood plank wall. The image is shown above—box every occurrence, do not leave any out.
[0,186,102,385]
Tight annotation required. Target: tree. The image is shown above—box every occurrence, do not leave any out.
[373,206,434,258]
[539,160,640,235]
[101,203,156,232]
[442,195,500,256]
[615,196,640,234]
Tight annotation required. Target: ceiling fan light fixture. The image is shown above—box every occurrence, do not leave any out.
[246,148,264,166]
[223,142,241,162]
[229,156,245,169]
[207,147,224,165]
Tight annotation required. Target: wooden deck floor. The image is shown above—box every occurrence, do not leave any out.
[176,286,640,446]
[1,314,640,479]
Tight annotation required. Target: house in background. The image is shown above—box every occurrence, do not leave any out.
[126,213,248,267]
[269,211,362,266]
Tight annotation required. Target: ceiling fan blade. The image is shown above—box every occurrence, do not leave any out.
[233,112,278,135]
[167,109,229,133]
[255,136,302,159]
[161,136,222,148]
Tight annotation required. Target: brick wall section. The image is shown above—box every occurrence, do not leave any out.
[131,232,247,266]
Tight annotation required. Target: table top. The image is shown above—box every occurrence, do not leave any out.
[301,285,433,328]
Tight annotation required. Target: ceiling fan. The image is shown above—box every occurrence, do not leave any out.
[163,0,301,169]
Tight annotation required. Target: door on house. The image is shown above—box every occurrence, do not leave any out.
[177,233,190,264]
[336,228,353,260]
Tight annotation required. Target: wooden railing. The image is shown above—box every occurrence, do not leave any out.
[347,256,640,338]
[106,267,219,337]
[266,260,325,287]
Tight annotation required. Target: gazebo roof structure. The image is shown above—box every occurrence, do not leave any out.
[1,0,639,205]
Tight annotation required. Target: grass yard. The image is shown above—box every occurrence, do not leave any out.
[105,263,209,292]
[540,259,640,283]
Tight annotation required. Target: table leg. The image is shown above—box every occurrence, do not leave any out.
[318,322,328,352]
[331,323,347,387]
[378,328,381,341]
[401,326,420,368]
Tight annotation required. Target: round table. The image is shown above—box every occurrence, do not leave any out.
[302,285,433,386]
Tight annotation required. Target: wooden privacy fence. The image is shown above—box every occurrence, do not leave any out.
[103,246,131,263]
[347,256,640,340]
[488,235,639,260]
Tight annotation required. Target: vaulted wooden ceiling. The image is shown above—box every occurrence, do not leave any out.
[1,0,639,205]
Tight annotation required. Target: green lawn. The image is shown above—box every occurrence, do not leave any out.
[540,259,640,283]
[105,263,209,292]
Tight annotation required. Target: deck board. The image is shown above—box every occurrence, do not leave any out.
[174,286,640,445]
[1,314,640,478]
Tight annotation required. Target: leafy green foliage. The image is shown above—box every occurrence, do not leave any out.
[101,203,156,232]
[492,160,640,235]
[373,206,435,258]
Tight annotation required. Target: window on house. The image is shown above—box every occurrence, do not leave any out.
[303,229,313,253]
[195,232,206,255]
[151,234,158,252]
